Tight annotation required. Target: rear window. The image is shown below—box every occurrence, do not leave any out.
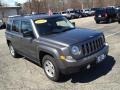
[96,9,106,14]
[106,8,116,13]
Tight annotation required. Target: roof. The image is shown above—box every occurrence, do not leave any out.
[8,14,63,20]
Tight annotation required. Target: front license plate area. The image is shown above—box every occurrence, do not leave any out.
[98,15,101,17]
[97,54,106,63]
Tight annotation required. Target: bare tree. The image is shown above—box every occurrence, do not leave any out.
[22,0,120,14]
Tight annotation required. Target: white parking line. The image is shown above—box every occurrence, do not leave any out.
[106,31,120,38]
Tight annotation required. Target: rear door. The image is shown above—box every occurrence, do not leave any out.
[10,20,22,51]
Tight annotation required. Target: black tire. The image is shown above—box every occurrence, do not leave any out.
[8,43,19,58]
[71,16,74,19]
[95,20,100,24]
[118,21,120,24]
[107,18,112,23]
[42,55,61,81]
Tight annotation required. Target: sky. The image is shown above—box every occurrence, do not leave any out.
[2,0,27,6]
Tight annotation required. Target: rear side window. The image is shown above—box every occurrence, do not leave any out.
[12,20,20,32]
[7,18,12,31]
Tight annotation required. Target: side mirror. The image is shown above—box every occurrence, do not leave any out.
[72,22,75,26]
[23,29,33,37]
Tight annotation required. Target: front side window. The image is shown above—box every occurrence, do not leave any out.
[34,17,75,35]
[21,20,33,33]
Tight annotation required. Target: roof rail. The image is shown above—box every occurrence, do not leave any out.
[8,15,21,18]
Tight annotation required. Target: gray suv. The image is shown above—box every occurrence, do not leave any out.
[5,15,109,81]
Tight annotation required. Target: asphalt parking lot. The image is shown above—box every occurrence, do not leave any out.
[0,16,120,90]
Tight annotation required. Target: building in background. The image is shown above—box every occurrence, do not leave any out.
[0,6,21,18]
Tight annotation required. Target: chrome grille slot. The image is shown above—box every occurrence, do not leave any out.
[82,36,104,56]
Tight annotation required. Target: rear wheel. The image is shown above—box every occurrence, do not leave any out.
[42,55,61,81]
[95,20,100,24]
[107,18,112,23]
[8,43,19,58]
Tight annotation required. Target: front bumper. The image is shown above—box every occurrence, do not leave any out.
[58,44,109,74]
[94,17,107,21]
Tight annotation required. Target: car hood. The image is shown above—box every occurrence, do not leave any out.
[42,28,102,46]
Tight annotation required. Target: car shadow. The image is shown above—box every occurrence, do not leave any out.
[98,20,117,24]
[21,55,115,83]
[59,55,115,83]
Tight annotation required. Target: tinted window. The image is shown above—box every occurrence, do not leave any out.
[96,9,106,14]
[106,8,116,14]
[21,20,33,33]
[12,20,20,32]
[7,19,12,31]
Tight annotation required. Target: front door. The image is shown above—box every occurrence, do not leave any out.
[20,20,38,61]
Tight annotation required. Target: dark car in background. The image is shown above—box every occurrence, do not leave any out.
[0,19,6,29]
[53,12,60,15]
[60,11,71,19]
[81,9,95,16]
[117,9,120,23]
[94,7,117,24]
[75,9,87,17]
[66,9,80,19]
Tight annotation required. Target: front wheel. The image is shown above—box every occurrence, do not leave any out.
[42,55,61,81]
[95,20,100,24]
[118,21,120,24]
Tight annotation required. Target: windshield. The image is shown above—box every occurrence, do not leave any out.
[96,9,106,14]
[34,17,75,35]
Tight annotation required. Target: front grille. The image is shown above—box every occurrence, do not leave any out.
[81,36,105,56]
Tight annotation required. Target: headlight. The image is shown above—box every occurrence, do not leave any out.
[71,46,81,55]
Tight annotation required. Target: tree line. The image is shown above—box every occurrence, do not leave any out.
[14,0,120,14]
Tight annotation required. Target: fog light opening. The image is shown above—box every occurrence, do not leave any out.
[86,64,91,70]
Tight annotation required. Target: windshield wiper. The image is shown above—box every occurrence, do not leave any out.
[61,28,75,32]
[45,28,75,35]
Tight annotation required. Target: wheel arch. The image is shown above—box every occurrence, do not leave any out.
[37,46,60,66]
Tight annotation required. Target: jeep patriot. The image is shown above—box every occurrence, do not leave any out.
[5,15,109,81]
